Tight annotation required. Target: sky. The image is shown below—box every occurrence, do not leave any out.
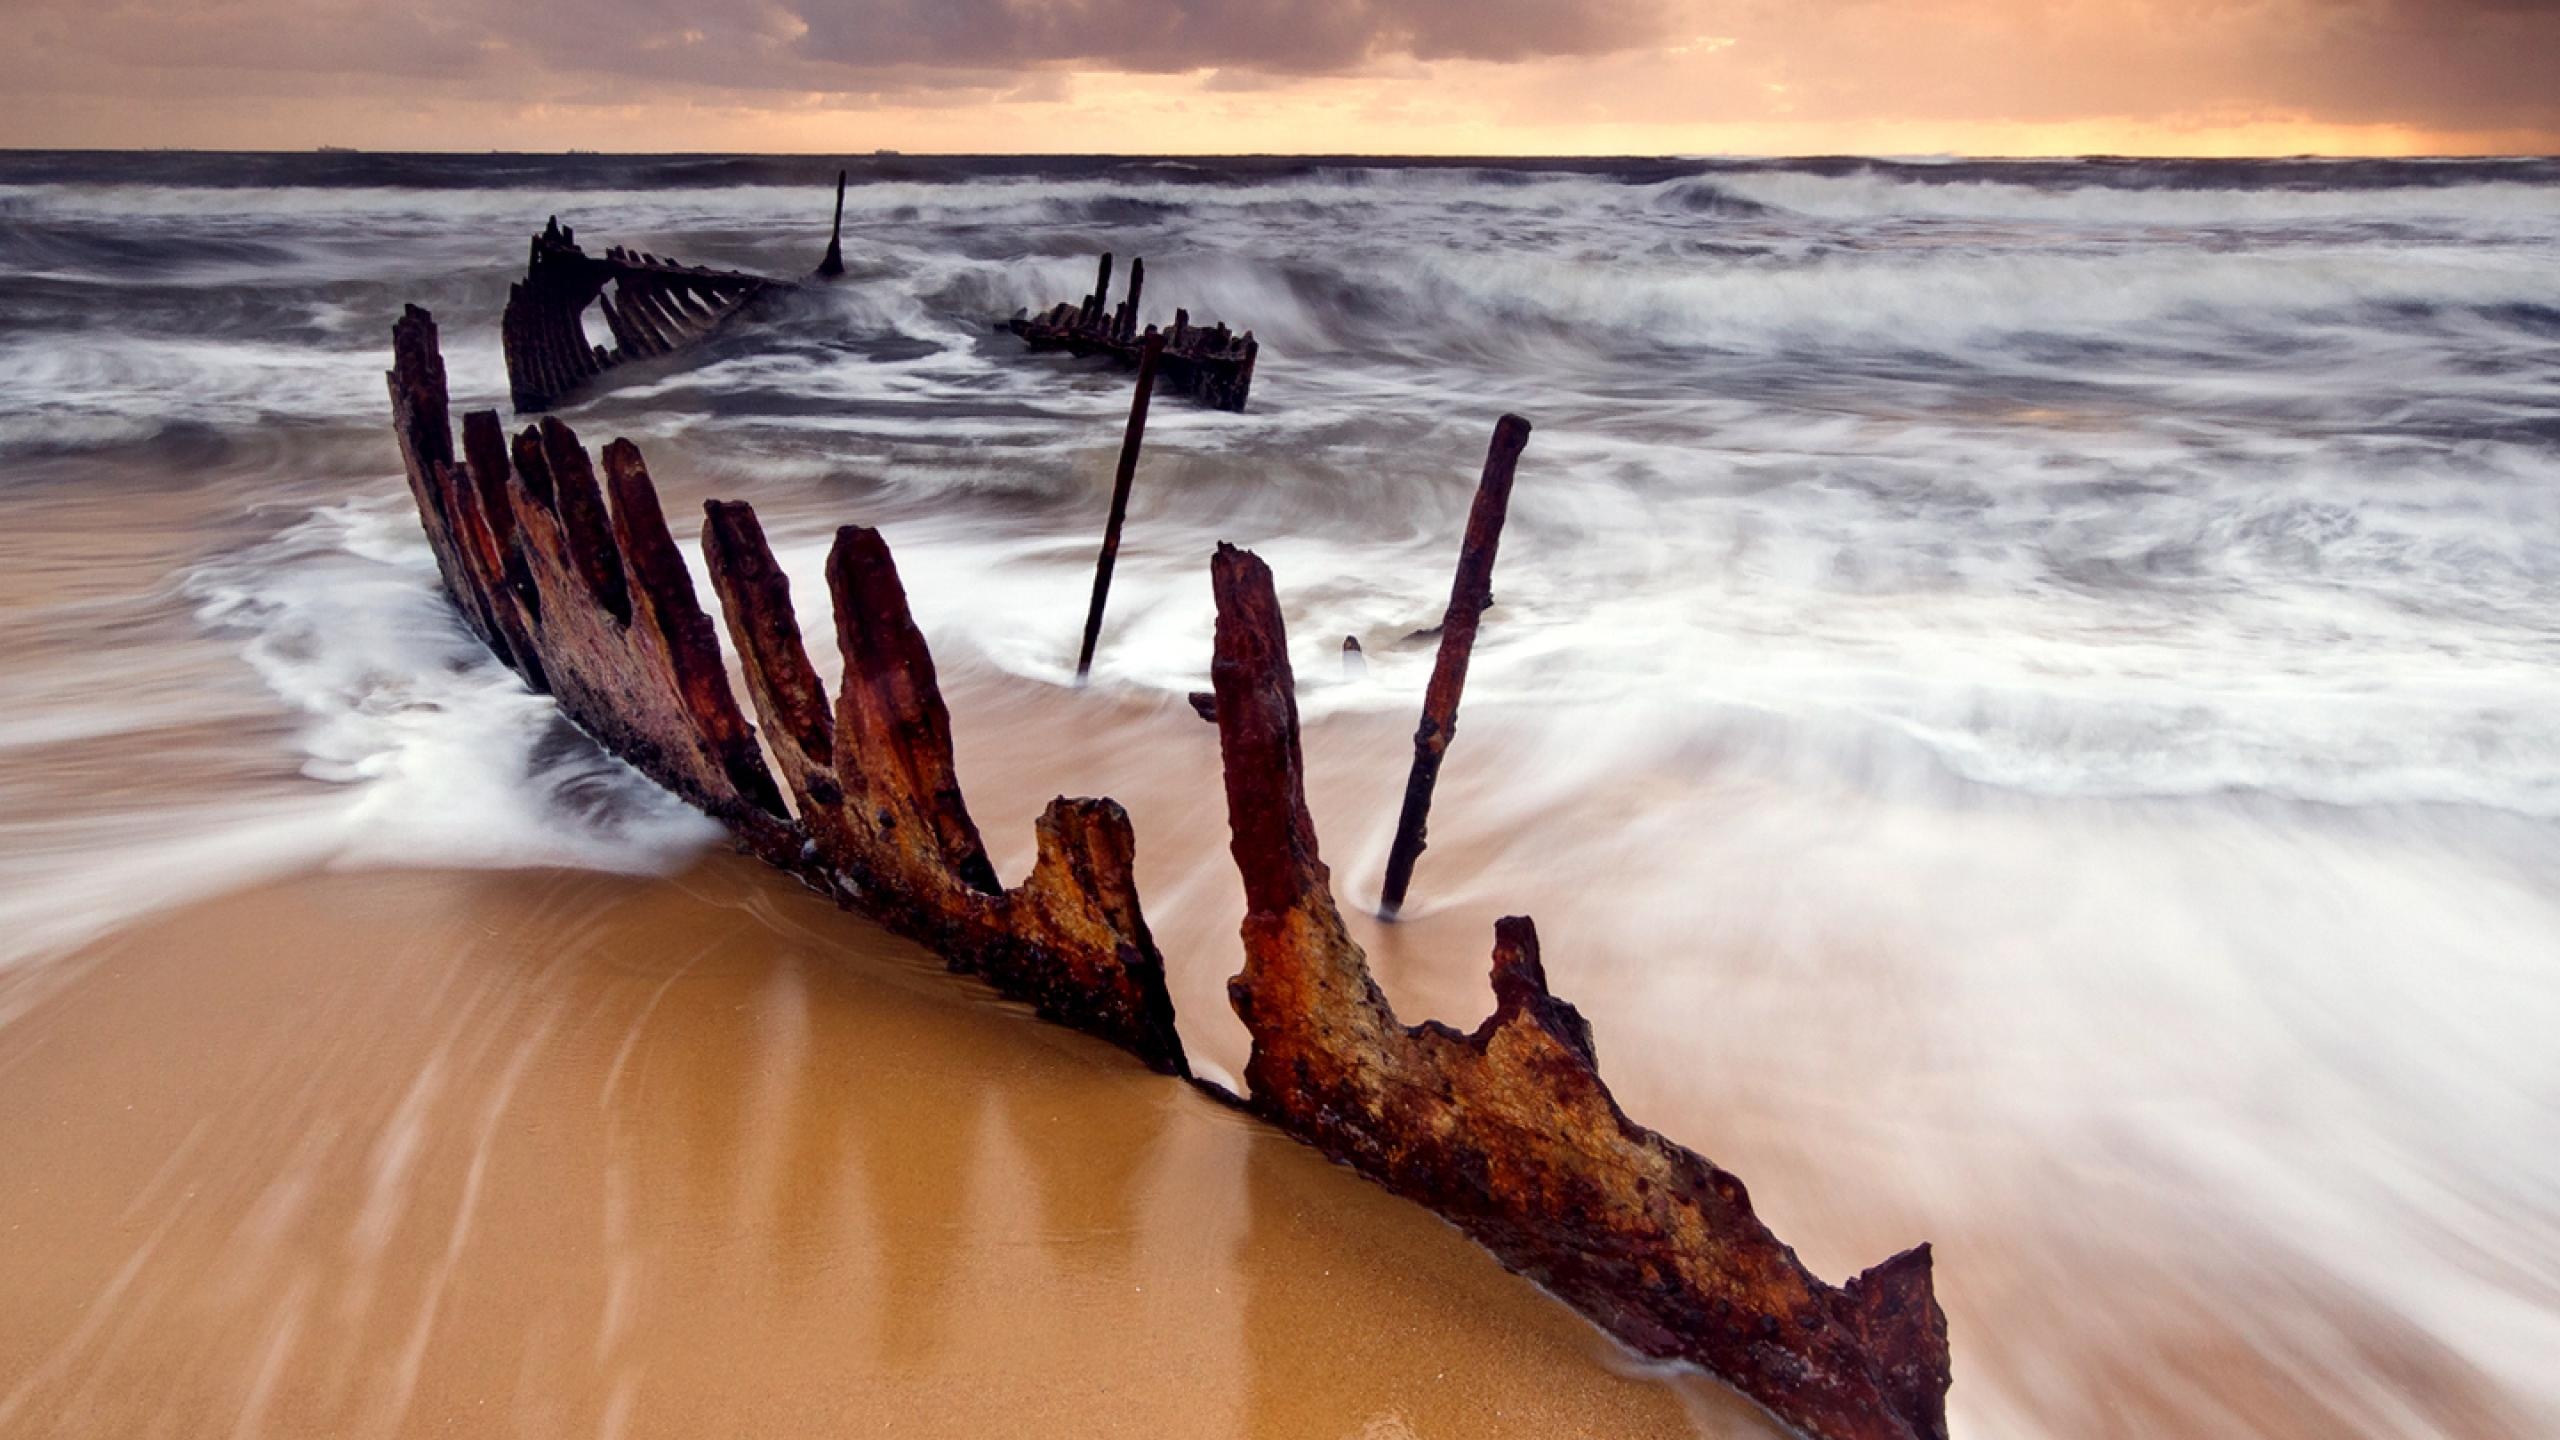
[4,0,2557,155]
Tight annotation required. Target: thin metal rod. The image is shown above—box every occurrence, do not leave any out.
[817,169,848,278]
[1074,330,1167,682]
[1378,413,1532,918]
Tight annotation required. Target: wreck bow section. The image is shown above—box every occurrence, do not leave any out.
[501,218,787,414]
[1008,252,1259,412]
[1207,542,1952,1440]
[389,303,1189,1077]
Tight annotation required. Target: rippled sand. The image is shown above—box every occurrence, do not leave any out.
[0,861,1768,1440]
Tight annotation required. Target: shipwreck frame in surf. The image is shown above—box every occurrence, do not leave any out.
[500,179,1259,417]
[387,302,1949,1440]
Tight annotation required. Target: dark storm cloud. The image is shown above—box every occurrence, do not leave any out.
[785,0,1673,73]
[1,0,1673,91]
[5,0,2560,146]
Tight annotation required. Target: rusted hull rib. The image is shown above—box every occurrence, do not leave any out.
[387,304,1946,1440]
[1207,543,1951,1440]
[393,304,1186,1075]
[500,218,788,414]
[1007,252,1258,412]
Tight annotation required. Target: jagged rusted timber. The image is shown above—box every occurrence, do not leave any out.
[1380,413,1532,917]
[1074,331,1166,680]
[389,304,1948,1439]
[1007,252,1258,412]
[500,218,790,414]
[397,303,1188,1077]
[1207,542,1949,1440]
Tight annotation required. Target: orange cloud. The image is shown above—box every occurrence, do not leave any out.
[1,0,2554,154]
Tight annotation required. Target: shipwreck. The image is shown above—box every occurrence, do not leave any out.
[499,217,795,414]
[386,302,1948,1440]
[500,171,862,415]
[1008,252,1260,411]
[501,174,1254,418]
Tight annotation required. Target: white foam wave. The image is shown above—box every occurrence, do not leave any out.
[185,498,725,875]
[1708,170,2560,229]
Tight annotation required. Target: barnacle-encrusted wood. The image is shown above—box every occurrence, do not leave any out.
[392,304,1187,1077]
[1007,252,1259,411]
[501,217,788,414]
[1206,542,1952,1440]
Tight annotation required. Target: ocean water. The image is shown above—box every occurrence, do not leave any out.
[1,152,2557,1437]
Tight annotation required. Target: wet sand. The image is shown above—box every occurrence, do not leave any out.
[0,858,1768,1440]
[4,162,2554,1437]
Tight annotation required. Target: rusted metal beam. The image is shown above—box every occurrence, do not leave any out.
[1379,414,1531,918]
[1207,542,1950,1440]
[1075,330,1167,682]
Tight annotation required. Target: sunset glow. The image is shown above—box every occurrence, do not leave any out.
[6,0,2555,155]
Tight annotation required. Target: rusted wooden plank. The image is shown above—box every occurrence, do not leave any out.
[1074,330,1166,681]
[1379,413,1532,917]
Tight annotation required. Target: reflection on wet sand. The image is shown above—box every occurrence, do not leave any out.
[0,859,1748,1439]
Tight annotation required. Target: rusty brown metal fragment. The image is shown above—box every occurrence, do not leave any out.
[1379,412,1532,917]
[395,306,794,862]
[699,501,1190,1073]
[394,306,1191,1077]
[1007,252,1258,412]
[1207,541,1949,1440]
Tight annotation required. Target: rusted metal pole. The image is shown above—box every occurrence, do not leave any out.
[817,169,847,278]
[1377,413,1532,918]
[1073,330,1167,682]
